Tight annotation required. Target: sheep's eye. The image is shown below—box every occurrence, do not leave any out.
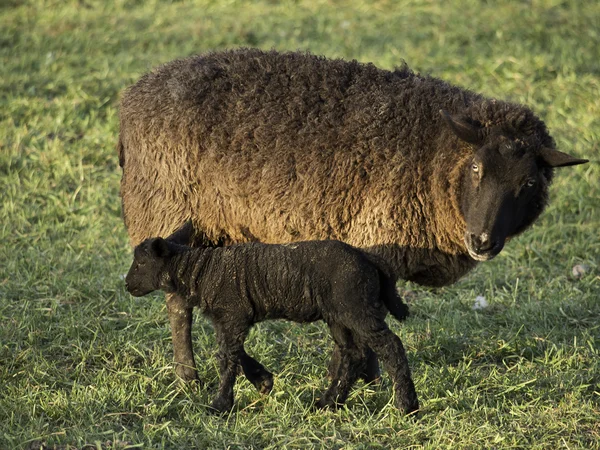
[472,163,479,173]
[526,178,536,187]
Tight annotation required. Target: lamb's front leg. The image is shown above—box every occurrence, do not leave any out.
[166,293,198,382]
[210,322,250,413]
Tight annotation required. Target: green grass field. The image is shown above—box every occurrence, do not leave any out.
[1,0,599,448]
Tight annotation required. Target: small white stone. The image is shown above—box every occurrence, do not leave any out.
[472,295,488,310]
[572,264,589,278]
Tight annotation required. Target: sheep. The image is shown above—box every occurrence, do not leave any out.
[124,235,419,414]
[118,48,588,383]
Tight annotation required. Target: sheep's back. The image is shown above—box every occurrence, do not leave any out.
[120,50,474,249]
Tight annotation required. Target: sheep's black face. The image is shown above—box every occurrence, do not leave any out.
[441,110,588,262]
[460,139,546,261]
[125,238,173,296]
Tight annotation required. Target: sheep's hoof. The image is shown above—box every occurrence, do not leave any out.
[209,397,234,414]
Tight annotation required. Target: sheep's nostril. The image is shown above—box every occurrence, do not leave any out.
[479,233,489,249]
[470,233,482,252]
[470,233,495,253]
[479,236,497,253]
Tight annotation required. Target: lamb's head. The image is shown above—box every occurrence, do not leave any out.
[440,110,588,262]
[125,237,176,296]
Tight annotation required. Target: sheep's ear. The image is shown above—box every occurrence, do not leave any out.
[440,110,483,145]
[150,238,171,258]
[539,147,589,168]
[166,220,194,245]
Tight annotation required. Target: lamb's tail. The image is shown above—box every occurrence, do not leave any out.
[378,269,410,322]
[361,251,409,322]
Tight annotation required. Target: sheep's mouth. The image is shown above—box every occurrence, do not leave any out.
[466,242,504,262]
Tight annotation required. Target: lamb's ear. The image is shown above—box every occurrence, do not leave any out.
[166,220,194,245]
[150,237,171,258]
[539,147,589,167]
[439,110,483,145]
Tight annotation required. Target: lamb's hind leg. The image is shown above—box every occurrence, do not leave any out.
[357,323,419,415]
[317,324,367,409]
[328,345,380,384]
[166,293,198,382]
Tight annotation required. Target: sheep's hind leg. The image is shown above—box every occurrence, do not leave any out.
[166,293,198,383]
[240,353,274,394]
[317,324,366,409]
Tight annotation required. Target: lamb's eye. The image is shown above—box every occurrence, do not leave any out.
[526,178,536,187]
[472,163,479,173]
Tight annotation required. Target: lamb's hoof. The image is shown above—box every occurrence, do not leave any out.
[398,398,420,418]
[209,397,234,414]
[315,397,340,410]
[255,373,274,395]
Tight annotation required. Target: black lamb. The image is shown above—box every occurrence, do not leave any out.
[125,236,419,414]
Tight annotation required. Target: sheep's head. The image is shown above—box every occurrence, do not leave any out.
[125,237,175,296]
[440,110,588,262]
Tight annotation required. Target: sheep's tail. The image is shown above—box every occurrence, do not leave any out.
[117,134,125,168]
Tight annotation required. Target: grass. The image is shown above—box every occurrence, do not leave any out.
[1,0,599,448]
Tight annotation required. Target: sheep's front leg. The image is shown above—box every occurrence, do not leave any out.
[210,322,249,413]
[166,293,198,382]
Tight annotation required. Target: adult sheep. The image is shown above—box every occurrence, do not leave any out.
[118,48,588,382]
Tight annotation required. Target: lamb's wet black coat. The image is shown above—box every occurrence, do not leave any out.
[126,238,418,414]
[171,243,378,322]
